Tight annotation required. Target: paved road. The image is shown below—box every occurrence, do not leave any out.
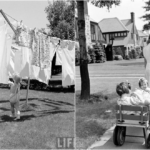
[88,125,147,149]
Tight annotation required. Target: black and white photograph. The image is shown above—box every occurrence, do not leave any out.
[0,0,75,149]
[76,0,150,149]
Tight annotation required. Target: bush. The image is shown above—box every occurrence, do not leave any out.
[88,46,96,63]
[115,47,124,58]
[131,49,137,59]
[76,48,80,66]
[125,55,130,60]
[113,55,123,60]
[87,54,91,63]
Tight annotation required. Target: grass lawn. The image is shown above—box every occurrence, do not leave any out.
[0,88,74,149]
[76,58,145,149]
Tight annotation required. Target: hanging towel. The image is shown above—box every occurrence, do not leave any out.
[8,49,15,77]
[0,24,12,84]
[61,40,75,87]
[20,47,30,78]
[56,45,62,66]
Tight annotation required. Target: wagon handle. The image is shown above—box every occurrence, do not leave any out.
[119,105,123,122]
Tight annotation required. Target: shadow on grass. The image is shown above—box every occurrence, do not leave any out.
[76,119,106,138]
[0,97,74,123]
[76,90,118,104]
[0,114,36,123]
[116,61,144,66]
[76,90,117,148]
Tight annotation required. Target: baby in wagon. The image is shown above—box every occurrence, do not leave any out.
[116,78,150,106]
[138,77,150,93]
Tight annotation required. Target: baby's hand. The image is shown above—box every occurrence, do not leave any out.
[8,81,13,86]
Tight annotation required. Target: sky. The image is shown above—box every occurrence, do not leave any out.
[0,0,50,33]
[88,0,147,31]
[0,0,148,34]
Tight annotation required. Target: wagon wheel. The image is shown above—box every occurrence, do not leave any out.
[145,131,150,148]
[117,126,126,146]
[113,126,119,146]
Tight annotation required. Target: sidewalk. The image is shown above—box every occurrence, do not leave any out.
[88,125,146,149]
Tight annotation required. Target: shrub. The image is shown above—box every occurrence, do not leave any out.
[125,55,130,60]
[75,48,80,66]
[88,46,96,63]
[113,55,123,60]
[115,47,124,58]
[131,49,137,59]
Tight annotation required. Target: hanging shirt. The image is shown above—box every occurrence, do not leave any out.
[0,24,12,84]
[20,47,31,78]
[37,37,59,84]
[61,40,75,87]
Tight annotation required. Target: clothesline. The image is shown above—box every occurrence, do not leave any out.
[0,9,75,110]
[3,11,18,22]
[0,9,75,86]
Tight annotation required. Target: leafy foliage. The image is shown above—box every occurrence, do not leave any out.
[45,0,75,40]
[141,0,150,31]
[90,0,121,9]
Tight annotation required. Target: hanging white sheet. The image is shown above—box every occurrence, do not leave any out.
[60,40,75,87]
[0,24,12,84]
[56,45,62,66]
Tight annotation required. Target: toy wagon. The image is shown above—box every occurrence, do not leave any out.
[113,105,150,148]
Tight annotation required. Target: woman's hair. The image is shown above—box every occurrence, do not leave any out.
[139,77,148,87]
[116,82,131,97]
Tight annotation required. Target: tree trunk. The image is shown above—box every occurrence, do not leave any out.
[77,0,90,100]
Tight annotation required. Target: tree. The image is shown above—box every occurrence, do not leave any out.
[45,0,75,40]
[141,0,150,31]
[77,0,121,100]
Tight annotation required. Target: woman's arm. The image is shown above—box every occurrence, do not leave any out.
[144,57,147,68]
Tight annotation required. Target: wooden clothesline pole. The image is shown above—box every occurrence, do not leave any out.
[0,9,30,107]
[0,9,16,34]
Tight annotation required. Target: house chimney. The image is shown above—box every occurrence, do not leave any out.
[131,12,135,23]
[131,12,136,46]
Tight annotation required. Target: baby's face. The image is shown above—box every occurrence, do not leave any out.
[141,81,148,90]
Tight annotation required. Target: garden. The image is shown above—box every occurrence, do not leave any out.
[76,43,143,65]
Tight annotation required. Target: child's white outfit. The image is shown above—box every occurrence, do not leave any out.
[9,82,20,119]
[117,90,150,114]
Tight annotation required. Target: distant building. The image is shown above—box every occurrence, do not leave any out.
[138,30,149,49]
[99,12,140,58]
[75,9,106,46]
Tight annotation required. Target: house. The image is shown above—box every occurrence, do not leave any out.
[99,12,140,58]
[138,30,149,49]
[75,9,106,46]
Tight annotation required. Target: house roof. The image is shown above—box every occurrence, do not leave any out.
[138,30,149,37]
[99,17,129,33]
[90,17,97,23]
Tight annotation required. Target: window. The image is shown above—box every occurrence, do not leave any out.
[118,33,121,36]
[124,32,126,36]
[121,33,124,36]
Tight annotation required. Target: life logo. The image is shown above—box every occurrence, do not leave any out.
[56,137,75,149]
